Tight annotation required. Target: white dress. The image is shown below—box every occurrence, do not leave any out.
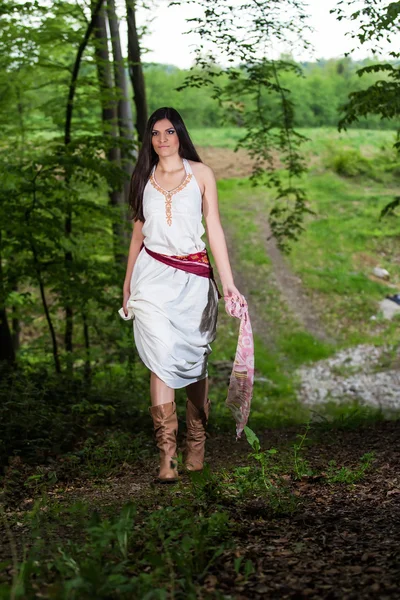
[127,158,219,389]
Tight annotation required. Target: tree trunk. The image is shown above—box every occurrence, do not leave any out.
[0,308,15,366]
[82,311,91,386]
[126,0,148,142]
[107,0,136,250]
[63,0,106,359]
[0,231,15,366]
[92,1,126,264]
[11,287,20,353]
[64,213,73,358]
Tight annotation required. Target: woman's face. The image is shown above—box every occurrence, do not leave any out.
[151,118,180,157]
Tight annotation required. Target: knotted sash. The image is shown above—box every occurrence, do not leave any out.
[142,243,222,299]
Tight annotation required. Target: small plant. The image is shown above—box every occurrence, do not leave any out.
[185,462,224,504]
[146,503,229,589]
[24,468,58,493]
[233,556,255,581]
[326,452,375,484]
[292,423,313,480]
[242,426,300,514]
[77,431,150,477]
[244,426,278,490]
[321,404,385,430]
[326,148,374,178]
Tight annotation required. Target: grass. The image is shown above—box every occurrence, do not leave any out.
[191,126,246,149]
[214,164,399,349]
[191,125,398,154]
[286,172,400,345]
[209,148,399,424]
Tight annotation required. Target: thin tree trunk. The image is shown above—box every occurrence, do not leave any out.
[64,214,73,358]
[107,0,136,211]
[65,0,105,146]
[35,266,61,375]
[63,0,105,359]
[92,1,126,264]
[0,308,14,366]
[0,231,15,366]
[126,0,148,142]
[25,210,61,374]
[11,87,27,354]
[82,311,91,385]
[11,288,20,353]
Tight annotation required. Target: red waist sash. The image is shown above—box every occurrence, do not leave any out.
[141,242,222,299]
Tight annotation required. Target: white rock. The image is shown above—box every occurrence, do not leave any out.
[379,299,400,320]
[372,267,390,279]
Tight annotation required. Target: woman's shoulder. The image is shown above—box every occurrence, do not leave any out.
[187,160,215,180]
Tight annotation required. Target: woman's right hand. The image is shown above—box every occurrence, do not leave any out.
[122,288,130,317]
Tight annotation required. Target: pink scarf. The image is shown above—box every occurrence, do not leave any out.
[224,295,254,439]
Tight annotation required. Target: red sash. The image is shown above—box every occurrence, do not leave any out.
[141,242,222,299]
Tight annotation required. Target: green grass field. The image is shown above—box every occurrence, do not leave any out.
[191,127,400,425]
[210,131,400,345]
[191,127,400,346]
[190,126,398,153]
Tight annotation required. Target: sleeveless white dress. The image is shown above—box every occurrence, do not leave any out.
[127,158,219,389]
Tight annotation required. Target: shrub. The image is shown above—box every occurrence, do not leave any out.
[327,148,373,178]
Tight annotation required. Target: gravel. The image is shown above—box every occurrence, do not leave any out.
[295,344,400,411]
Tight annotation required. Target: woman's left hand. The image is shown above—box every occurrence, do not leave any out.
[223,282,246,304]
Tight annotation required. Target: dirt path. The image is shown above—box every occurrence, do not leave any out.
[260,219,334,344]
[222,221,277,350]
[200,146,333,345]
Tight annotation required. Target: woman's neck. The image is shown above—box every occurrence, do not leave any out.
[156,155,184,173]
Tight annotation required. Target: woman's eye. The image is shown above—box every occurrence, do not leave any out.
[167,129,175,134]
[152,131,158,136]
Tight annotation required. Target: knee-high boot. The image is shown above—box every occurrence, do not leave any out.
[185,397,210,471]
[149,401,179,483]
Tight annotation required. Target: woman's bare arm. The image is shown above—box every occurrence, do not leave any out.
[122,220,144,314]
[200,164,244,300]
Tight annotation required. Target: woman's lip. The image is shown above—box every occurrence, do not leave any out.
[159,145,169,148]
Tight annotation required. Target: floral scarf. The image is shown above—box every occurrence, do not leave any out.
[224,294,254,439]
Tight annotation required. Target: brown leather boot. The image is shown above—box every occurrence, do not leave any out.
[149,401,179,483]
[185,398,210,471]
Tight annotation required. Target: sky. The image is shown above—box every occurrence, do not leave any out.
[128,0,390,69]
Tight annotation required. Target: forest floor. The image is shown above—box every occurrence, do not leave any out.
[1,419,400,598]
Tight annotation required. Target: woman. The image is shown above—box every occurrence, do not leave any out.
[122,107,244,483]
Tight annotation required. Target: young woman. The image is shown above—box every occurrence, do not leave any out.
[121,107,244,483]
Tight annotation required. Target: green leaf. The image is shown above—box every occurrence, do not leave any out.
[243,426,260,451]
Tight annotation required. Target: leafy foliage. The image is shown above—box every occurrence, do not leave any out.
[330,2,400,216]
[331,2,400,132]
[171,0,313,251]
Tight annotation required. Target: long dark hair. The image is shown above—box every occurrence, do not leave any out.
[129,107,202,222]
